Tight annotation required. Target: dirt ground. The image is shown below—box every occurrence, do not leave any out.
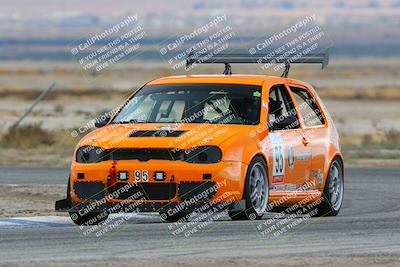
[0,185,65,217]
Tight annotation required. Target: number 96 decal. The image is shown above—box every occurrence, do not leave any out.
[134,170,148,182]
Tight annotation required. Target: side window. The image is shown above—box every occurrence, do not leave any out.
[290,86,325,127]
[268,84,299,130]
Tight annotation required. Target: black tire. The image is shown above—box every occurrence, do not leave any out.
[159,211,190,222]
[229,155,269,220]
[66,176,71,203]
[69,211,109,226]
[314,158,344,217]
[228,211,249,220]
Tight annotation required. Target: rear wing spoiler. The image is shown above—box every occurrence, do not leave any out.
[186,49,330,77]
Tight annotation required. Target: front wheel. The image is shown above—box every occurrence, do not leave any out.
[314,158,344,217]
[229,155,269,220]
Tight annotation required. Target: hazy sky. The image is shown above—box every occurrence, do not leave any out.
[0,0,398,18]
[0,0,187,18]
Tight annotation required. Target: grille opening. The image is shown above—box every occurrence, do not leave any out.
[110,148,183,162]
[109,183,177,201]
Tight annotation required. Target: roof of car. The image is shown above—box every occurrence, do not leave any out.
[147,75,308,87]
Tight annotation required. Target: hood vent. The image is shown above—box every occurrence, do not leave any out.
[129,130,186,137]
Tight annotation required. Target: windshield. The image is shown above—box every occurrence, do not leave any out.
[112,83,262,125]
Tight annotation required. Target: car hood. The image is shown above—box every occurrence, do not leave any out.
[78,123,251,150]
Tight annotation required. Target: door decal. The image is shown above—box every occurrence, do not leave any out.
[270,133,285,184]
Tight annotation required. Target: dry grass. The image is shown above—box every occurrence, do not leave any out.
[0,124,54,148]
[342,129,400,149]
[0,88,128,101]
[0,128,79,167]
[384,129,400,145]
[341,130,400,166]
[317,87,400,100]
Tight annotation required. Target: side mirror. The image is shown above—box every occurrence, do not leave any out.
[94,114,111,128]
[270,115,299,131]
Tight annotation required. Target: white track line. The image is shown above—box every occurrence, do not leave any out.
[0,213,160,228]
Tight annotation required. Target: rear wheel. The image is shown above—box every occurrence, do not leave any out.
[229,156,269,220]
[314,158,344,217]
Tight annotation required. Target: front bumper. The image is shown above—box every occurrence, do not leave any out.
[69,160,247,204]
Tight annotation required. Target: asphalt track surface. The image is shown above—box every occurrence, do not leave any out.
[0,167,399,263]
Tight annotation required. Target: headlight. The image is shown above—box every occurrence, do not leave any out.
[184,146,222,164]
[76,146,109,163]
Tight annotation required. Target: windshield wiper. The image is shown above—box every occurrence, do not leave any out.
[113,119,147,124]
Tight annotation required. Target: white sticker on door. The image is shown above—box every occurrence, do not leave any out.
[270,133,285,184]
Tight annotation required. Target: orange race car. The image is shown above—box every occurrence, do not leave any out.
[56,51,344,225]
